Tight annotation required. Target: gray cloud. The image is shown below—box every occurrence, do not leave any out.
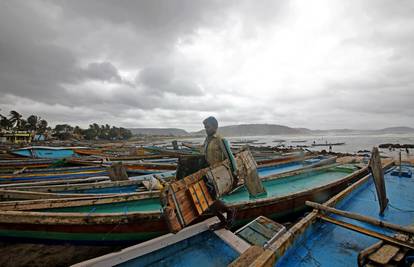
[0,0,413,130]
[83,62,122,83]
[138,65,204,96]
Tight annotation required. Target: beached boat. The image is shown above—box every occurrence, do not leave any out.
[0,162,367,243]
[72,217,250,267]
[311,142,345,146]
[0,158,56,171]
[257,155,336,178]
[244,161,414,267]
[143,145,200,156]
[72,215,286,267]
[10,146,86,159]
[0,171,176,200]
[0,166,108,183]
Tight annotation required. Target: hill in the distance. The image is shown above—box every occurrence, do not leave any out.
[192,124,311,137]
[377,127,414,133]
[129,128,189,136]
[129,125,414,137]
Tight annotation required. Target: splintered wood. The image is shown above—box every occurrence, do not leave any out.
[189,180,214,215]
[369,147,388,215]
[162,150,262,233]
[368,245,400,265]
[162,168,213,233]
[361,233,413,266]
[108,162,129,181]
[238,150,266,197]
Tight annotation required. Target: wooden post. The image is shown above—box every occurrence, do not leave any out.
[172,140,179,150]
[399,150,402,177]
[369,147,388,215]
[306,201,414,235]
[108,162,129,181]
[317,214,414,250]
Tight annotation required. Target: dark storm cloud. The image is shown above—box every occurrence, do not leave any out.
[56,0,286,40]
[0,0,413,129]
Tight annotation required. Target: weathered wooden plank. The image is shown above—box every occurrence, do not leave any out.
[228,246,264,267]
[188,186,203,215]
[108,162,128,181]
[368,244,400,265]
[199,178,214,206]
[369,147,388,215]
[248,220,279,240]
[0,191,159,211]
[306,201,414,235]
[392,250,407,262]
[318,215,414,250]
[214,228,250,254]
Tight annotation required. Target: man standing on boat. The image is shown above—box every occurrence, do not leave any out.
[202,116,236,230]
[203,116,227,166]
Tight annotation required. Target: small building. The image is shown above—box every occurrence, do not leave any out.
[0,131,32,144]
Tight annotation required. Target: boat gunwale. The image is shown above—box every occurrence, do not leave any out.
[249,159,395,266]
[0,208,162,225]
[0,190,161,211]
[225,164,367,209]
[1,179,144,192]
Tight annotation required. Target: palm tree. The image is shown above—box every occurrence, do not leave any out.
[9,110,23,130]
[27,115,39,132]
[38,120,48,134]
[0,114,11,130]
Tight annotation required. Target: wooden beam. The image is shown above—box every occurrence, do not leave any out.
[317,214,414,250]
[306,201,414,235]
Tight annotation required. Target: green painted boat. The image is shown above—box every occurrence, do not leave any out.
[0,161,368,244]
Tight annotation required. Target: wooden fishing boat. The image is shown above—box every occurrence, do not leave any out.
[0,176,110,189]
[65,154,175,166]
[143,146,199,156]
[72,217,250,267]
[0,162,367,244]
[244,160,414,267]
[311,142,346,146]
[73,215,288,267]
[0,166,108,183]
[10,146,86,159]
[72,148,104,156]
[257,155,335,177]
[0,158,55,170]
[0,171,176,200]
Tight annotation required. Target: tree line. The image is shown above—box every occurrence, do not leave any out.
[0,110,132,140]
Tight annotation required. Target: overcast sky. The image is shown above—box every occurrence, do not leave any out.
[1,1,413,131]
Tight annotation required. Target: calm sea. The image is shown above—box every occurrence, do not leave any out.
[182,133,414,155]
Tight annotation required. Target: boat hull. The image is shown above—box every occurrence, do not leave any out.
[0,166,367,244]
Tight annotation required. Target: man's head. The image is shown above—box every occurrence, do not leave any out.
[203,116,218,136]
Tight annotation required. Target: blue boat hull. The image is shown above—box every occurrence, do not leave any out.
[276,164,414,267]
[12,148,76,159]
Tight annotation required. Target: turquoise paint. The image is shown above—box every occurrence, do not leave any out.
[222,169,351,204]
[277,165,414,267]
[258,162,305,177]
[40,198,162,213]
[118,231,239,267]
[12,148,76,159]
